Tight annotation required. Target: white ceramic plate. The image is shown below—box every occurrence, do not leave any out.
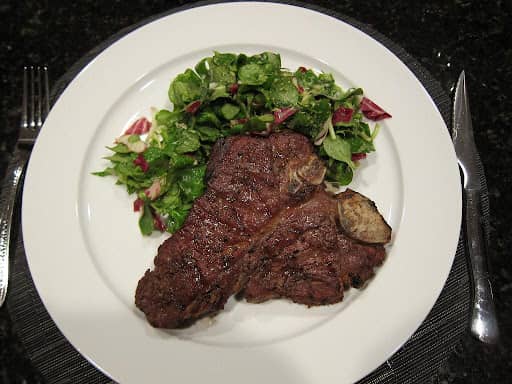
[22,2,461,384]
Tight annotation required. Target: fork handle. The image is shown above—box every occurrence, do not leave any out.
[0,149,30,307]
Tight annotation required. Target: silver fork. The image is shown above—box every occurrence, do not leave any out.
[0,66,50,306]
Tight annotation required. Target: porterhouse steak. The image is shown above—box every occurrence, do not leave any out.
[241,188,389,306]
[135,132,391,328]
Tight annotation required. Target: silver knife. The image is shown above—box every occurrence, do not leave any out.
[452,70,499,344]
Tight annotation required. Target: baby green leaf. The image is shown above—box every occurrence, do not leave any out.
[175,129,201,154]
[220,103,240,120]
[139,203,155,236]
[269,76,299,107]
[322,135,355,169]
[238,63,268,85]
[326,161,353,185]
[168,69,204,108]
[178,165,206,200]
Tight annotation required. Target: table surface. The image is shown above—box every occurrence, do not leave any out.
[0,1,510,383]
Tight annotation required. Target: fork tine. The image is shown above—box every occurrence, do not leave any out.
[36,66,43,128]
[21,67,28,129]
[30,66,35,129]
[43,66,50,119]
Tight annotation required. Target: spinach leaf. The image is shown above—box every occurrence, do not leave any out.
[151,184,181,212]
[295,69,343,99]
[238,52,281,86]
[194,58,209,79]
[346,135,375,153]
[314,73,343,99]
[197,110,221,127]
[238,63,269,85]
[170,153,195,168]
[138,202,155,236]
[241,115,272,133]
[212,52,238,66]
[155,109,183,127]
[247,52,281,72]
[197,125,222,142]
[339,87,364,102]
[322,135,355,169]
[142,146,165,163]
[209,52,237,84]
[220,103,240,120]
[178,165,206,200]
[210,86,230,101]
[166,205,191,233]
[168,69,204,108]
[288,98,331,138]
[326,161,353,185]
[269,76,299,107]
[174,129,201,154]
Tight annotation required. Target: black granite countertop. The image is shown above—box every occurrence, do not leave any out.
[0,1,511,383]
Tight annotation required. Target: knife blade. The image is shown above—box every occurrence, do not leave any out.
[452,70,499,344]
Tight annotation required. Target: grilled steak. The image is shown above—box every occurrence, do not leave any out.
[135,132,327,328]
[135,132,391,328]
[241,188,390,306]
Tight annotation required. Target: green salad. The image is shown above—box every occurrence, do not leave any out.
[94,51,391,236]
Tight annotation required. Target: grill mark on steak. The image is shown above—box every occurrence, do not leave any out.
[135,132,391,328]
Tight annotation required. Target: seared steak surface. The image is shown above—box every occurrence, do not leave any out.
[135,132,391,328]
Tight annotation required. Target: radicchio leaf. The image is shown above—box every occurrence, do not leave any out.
[124,117,152,135]
[229,83,239,95]
[351,152,367,161]
[185,100,202,114]
[153,213,167,232]
[360,97,391,121]
[133,153,149,172]
[144,179,162,200]
[133,198,144,212]
[273,107,297,125]
[332,106,354,124]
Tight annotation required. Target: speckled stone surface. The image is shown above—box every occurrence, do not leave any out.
[0,1,511,383]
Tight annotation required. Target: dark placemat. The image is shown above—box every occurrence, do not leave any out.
[6,1,480,383]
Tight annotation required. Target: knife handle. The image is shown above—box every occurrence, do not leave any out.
[464,189,499,344]
[0,149,30,307]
